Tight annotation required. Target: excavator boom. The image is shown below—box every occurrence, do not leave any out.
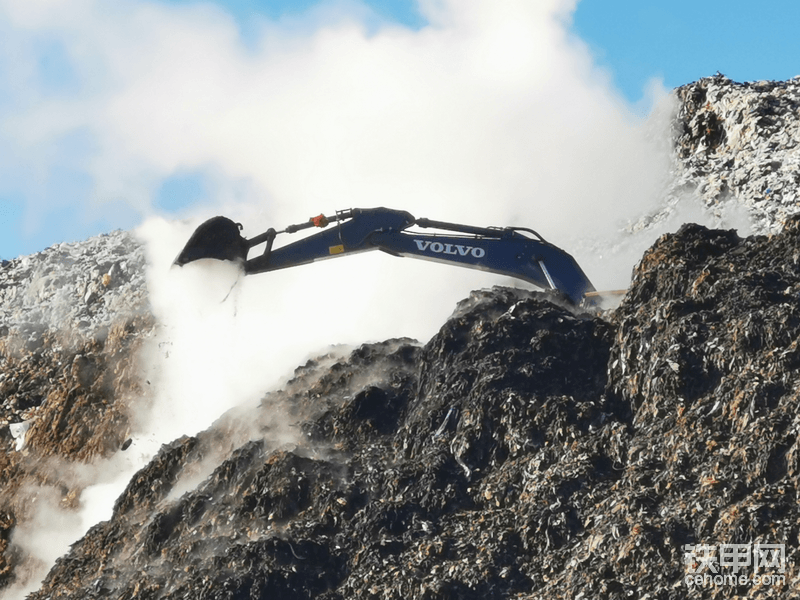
[174,207,597,306]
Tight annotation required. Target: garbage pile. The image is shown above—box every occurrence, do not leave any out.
[0,230,148,346]
[0,230,149,447]
[663,74,800,233]
[22,212,800,599]
[0,231,152,591]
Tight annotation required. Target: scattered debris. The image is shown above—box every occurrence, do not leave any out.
[7,421,32,452]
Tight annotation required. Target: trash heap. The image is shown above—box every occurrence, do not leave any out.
[665,74,800,233]
[0,230,148,346]
[0,231,152,590]
[0,230,151,449]
[22,212,800,599]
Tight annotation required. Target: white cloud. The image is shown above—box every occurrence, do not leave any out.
[1,0,670,242]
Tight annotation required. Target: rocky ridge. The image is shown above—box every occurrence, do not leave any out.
[1,76,799,598]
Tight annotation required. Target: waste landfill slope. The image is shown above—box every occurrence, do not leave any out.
[1,75,800,598]
[662,74,800,233]
[24,215,800,599]
[0,230,153,595]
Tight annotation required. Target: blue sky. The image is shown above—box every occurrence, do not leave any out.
[0,0,798,260]
[572,0,800,102]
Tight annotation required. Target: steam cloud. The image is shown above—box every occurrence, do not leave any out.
[0,0,754,597]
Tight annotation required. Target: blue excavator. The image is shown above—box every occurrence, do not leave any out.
[174,207,598,306]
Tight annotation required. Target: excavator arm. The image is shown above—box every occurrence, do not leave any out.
[175,207,596,306]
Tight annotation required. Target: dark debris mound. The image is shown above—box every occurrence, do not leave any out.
[602,216,800,596]
[19,217,800,599]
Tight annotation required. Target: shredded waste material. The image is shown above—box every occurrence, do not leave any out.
[643,74,800,235]
[2,76,800,598]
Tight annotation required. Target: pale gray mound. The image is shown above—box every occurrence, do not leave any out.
[0,230,148,349]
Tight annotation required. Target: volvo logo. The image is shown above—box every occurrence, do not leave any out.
[413,239,486,258]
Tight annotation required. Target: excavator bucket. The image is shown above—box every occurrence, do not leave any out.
[174,216,250,266]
